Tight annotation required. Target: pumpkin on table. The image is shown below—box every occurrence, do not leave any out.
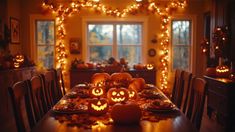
[129,78,146,92]
[128,88,137,100]
[205,67,216,77]
[216,65,230,78]
[88,98,109,116]
[110,72,132,87]
[111,102,142,124]
[107,87,129,104]
[91,73,110,86]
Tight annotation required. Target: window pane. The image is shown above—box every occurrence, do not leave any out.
[118,46,141,65]
[37,46,54,68]
[117,24,142,45]
[88,24,113,45]
[89,46,112,62]
[36,20,55,45]
[172,21,190,45]
[173,46,189,70]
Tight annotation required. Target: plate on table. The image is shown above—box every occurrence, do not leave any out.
[74,83,91,89]
[52,100,88,114]
[145,84,156,89]
[139,89,164,99]
[146,99,177,113]
[65,91,79,98]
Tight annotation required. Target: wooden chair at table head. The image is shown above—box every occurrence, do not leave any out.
[54,68,65,97]
[29,75,48,121]
[185,77,207,130]
[8,80,35,132]
[180,71,193,113]
[171,69,184,107]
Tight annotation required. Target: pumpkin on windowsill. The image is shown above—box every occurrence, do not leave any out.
[111,102,142,124]
[107,87,129,105]
[216,65,230,78]
[88,98,109,116]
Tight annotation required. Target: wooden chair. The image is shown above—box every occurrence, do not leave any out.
[54,68,65,98]
[8,80,35,132]
[41,71,56,109]
[171,69,184,107]
[29,75,48,122]
[185,77,207,130]
[180,71,193,113]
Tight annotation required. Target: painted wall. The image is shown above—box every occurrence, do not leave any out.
[18,0,206,91]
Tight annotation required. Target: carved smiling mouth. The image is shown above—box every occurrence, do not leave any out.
[111,97,125,102]
[91,103,107,111]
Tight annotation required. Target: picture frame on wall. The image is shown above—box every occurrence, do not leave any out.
[10,17,20,44]
[69,38,81,54]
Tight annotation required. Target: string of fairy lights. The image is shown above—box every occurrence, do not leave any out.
[41,0,187,91]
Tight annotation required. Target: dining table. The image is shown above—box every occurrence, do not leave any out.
[31,83,197,132]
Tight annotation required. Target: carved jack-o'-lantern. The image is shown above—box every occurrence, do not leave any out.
[107,88,129,104]
[146,64,154,70]
[89,86,105,97]
[128,88,137,100]
[13,62,20,68]
[91,73,110,86]
[216,65,230,78]
[15,54,24,63]
[88,98,109,116]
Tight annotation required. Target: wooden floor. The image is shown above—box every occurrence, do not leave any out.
[200,97,224,132]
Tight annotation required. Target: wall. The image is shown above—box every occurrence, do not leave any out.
[19,0,205,91]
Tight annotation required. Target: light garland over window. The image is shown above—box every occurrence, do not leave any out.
[41,0,186,91]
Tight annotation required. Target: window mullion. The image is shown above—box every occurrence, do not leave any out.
[113,24,117,58]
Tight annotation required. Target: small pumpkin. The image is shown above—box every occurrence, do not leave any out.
[128,88,137,100]
[88,98,109,116]
[91,73,110,86]
[107,87,129,104]
[89,86,105,97]
[15,54,24,63]
[205,67,216,77]
[133,64,145,70]
[111,102,142,124]
[216,65,230,78]
[131,78,146,91]
[128,82,141,92]
[146,64,154,70]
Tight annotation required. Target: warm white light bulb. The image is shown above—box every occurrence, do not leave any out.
[136,0,142,2]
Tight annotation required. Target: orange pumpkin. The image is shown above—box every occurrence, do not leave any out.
[91,73,110,86]
[15,54,24,63]
[110,72,132,87]
[107,87,129,104]
[146,64,154,70]
[216,65,230,78]
[131,78,146,91]
[111,102,141,124]
[133,64,145,70]
[128,82,141,92]
[88,98,109,116]
[89,86,105,97]
[76,63,88,69]
[128,88,137,100]
[205,67,216,77]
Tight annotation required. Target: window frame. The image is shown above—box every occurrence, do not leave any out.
[82,17,148,64]
[170,16,196,73]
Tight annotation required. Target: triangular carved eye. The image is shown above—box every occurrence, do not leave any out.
[97,101,101,105]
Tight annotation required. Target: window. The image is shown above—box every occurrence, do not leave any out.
[87,23,142,65]
[35,20,55,69]
[172,20,191,71]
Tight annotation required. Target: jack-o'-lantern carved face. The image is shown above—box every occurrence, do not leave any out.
[91,73,110,86]
[216,65,230,78]
[14,62,20,68]
[88,98,109,116]
[146,64,154,70]
[15,54,24,63]
[107,88,129,104]
[128,89,137,100]
[90,87,105,97]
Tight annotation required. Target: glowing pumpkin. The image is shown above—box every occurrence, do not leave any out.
[91,73,110,86]
[110,72,132,87]
[146,64,154,70]
[13,62,20,68]
[88,98,109,116]
[89,86,105,97]
[216,65,230,78]
[128,88,137,100]
[15,54,24,63]
[107,88,129,104]
[111,102,142,124]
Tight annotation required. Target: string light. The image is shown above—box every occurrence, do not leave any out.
[41,0,187,91]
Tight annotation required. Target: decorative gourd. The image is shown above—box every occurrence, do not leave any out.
[146,64,154,70]
[216,65,230,78]
[131,78,146,91]
[111,102,141,124]
[110,72,132,87]
[91,73,110,86]
[88,98,109,116]
[205,67,216,77]
[89,86,105,97]
[107,87,129,104]
[128,88,137,100]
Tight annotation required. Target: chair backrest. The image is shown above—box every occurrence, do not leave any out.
[42,70,56,109]
[8,80,35,132]
[54,68,65,98]
[185,77,207,130]
[171,69,184,107]
[180,71,193,113]
[29,75,48,121]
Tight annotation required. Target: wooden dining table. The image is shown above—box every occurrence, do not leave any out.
[31,84,197,132]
